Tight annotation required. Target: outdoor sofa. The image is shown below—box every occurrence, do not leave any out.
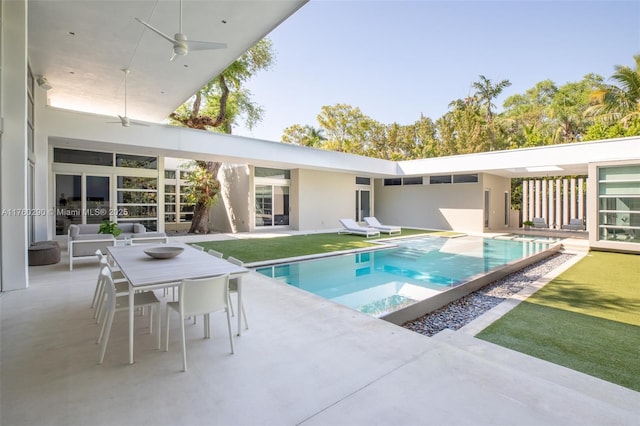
[68,223,167,270]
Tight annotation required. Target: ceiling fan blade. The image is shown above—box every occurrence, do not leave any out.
[135,17,177,44]
[187,40,227,51]
[130,121,150,127]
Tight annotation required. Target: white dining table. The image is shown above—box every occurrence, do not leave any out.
[106,243,249,364]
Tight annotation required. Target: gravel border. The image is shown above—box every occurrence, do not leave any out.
[402,253,575,337]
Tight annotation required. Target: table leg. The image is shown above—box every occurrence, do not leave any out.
[129,283,134,364]
[237,275,243,336]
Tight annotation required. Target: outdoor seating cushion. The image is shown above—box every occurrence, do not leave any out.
[28,241,61,266]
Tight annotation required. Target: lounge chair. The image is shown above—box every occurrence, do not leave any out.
[363,217,401,235]
[562,218,585,231]
[532,218,549,228]
[338,219,380,238]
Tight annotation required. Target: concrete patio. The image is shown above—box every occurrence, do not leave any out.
[1,235,638,425]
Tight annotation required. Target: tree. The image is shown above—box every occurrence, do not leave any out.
[472,75,512,123]
[586,54,640,126]
[281,124,326,147]
[169,38,274,233]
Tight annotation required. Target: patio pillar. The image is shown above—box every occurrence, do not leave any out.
[563,179,569,225]
[534,180,541,218]
[522,180,529,223]
[556,179,562,228]
[541,180,547,222]
[0,0,29,290]
[548,180,555,229]
[578,177,585,220]
[528,180,535,221]
[570,178,577,219]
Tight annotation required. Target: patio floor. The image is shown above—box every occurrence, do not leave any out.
[1,234,638,425]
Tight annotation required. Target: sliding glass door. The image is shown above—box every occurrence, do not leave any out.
[55,174,110,235]
[255,184,289,227]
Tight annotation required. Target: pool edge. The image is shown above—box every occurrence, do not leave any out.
[380,243,564,326]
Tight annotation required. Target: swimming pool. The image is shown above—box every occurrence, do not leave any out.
[256,235,559,318]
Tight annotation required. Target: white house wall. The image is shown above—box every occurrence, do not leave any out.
[0,0,29,290]
[373,174,510,233]
[295,169,355,231]
[373,179,483,233]
[211,164,251,233]
[482,173,512,231]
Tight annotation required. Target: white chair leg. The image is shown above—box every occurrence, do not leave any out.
[148,306,153,334]
[225,308,235,354]
[91,279,103,309]
[241,301,249,330]
[228,292,235,317]
[165,306,171,352]
[181,316,188,372]
[156,305,161,350]
[98,309,115,364]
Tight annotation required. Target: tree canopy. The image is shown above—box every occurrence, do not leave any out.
[281,57,640,160]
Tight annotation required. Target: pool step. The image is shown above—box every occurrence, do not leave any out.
[389,248,428,260]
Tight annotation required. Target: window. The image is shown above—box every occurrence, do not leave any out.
[116,154,157,169]
[356,176,371,185]
[384,178,402,186]
[597,165,640,243]
[429,175,452,184]
[255,167,290,179]
[54,148,113,166]
[402,177,423,185]
[453,174,478,183]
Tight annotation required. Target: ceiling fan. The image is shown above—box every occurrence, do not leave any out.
[135,0,227,61]
[108,69,148,127]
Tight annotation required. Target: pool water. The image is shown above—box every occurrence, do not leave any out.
[256,235,556,317]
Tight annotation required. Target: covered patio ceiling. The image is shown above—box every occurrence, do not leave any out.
[28,0,308,123]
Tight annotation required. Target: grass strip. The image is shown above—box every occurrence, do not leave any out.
[477,251,640,391]
[193,228,434,263]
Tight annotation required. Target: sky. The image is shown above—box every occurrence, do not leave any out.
[234,0,640,142]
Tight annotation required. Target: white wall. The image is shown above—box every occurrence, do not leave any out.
[482,173,512,231]
[211,164,251,233]
[295,169,355,230]
[374,174,510,233]
[0,0,29,290]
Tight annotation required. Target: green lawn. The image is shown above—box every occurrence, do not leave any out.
[477,251,640,391]
[192,228,444,263]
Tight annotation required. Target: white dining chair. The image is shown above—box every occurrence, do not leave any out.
[92,257,129,321]
[207,249,223,258]
[97,267,161,364]
[226,256,249,330]
[165,274,234,372]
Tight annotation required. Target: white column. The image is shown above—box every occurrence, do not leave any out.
[0,0,29,290]
[563,179,569,225]
[570,178,577,219]
[534,180,541,218]
[548,180,555,229]
[578,177,584,220]
[528,180,535,221]
[522,180,529,223]
[541,180,547,222]
[556,179,562,228]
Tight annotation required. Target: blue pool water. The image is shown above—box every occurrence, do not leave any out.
[256,235,557,317]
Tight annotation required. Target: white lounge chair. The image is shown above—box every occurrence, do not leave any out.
[338,219,380,238]
[364,217,401,235]
[561,218,585,231]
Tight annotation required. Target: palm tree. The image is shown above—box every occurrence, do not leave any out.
[586,54,640,125]
[472,75,512,123]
